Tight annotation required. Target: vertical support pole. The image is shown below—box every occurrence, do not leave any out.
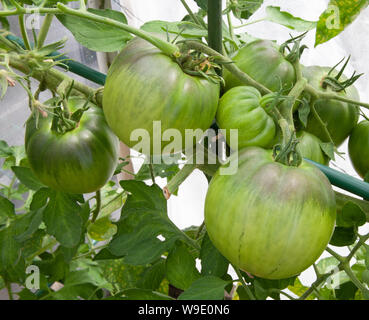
[207,0,223,55]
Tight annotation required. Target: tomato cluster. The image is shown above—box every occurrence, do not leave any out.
[26,36,366,280]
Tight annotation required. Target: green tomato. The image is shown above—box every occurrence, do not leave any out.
[348,120,369,178]
[216,86,276,149]
[223,39,296,92]
[205,147,336,280]
[102,37,220,155]
[25,97,119,194]
[296,131,329,165]
[302,65,360,147]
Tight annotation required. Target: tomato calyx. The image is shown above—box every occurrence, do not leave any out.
[279,32,308,63]
[175,42,224,85]
[321,56,363,92]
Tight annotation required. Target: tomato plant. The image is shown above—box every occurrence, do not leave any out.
[0,0,369,303]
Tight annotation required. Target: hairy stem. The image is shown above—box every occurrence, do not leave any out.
[185,41,271,94]
[37,13,53,48]
[91,189,101,223]
[180,0,206,28]
[18,14,31,50]
[232,265,256,300]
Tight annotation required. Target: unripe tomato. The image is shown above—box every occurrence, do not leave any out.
[102,37,220,155]
[223,40,296,92]
[296,131,329,165]
[205,147,336,279]
[348,120,369,178]
[302,65,360,147]
[25,97,119,194]
[216,86,276,149]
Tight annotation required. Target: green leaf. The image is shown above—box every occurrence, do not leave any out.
[194,0,208,11]
[0,17,9,31]
[56,8,132,52]
[329,226,357,246]
[287,277,314,300]
[137,259,166,291]
[231,0,263,20]
[320,142,335,161]
[0,140,12,158]
[98,258,146,293]
[335,281,358,300]
[11,166,45,190]
[87,216,117,241]
[140,20,207,39]
[107,181,195,265]
[0,194,15,222]
[336,201,367,228]
[265,6,317,31]
[178,276,229,300]
[135,159,180,181]
[200,232,229,278]
[315,0,369,46]
[42,191,84,247]
[15,209,43,242]
[30,187,50,211]
[166,243,200,290]
[298,99,311,128]
[316,256,340,275]
[107,288,173,300]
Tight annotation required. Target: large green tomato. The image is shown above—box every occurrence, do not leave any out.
[25,97,119,194]
[102,37,220,155]
[205,147,336,279]
[302,65,360,146]
[216,86,276,149]
[348,121,369,178]
[296,131,329,165]
[223,39,296,92]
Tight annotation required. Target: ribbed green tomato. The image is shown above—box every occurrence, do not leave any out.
[296,131,329,165]
[223,40,296,92]
[25,97,119,194]
[348,121,369,178]
[102,37,220,155]
[302,66,360,146]
[216,86,276,149]
[205,147,336,279]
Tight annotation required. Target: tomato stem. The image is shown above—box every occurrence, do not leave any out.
[56,3,181,58]
[164,162,197,200]
[91,189,101,223]
[232,265,256,300]
[18,14,31,50]
[185,40,271,95]
[36,14,54,49]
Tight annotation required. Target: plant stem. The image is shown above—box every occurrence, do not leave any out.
[27,239,58,262]
[5,281,13,300]
[180,0,206,28]
[18,14,31,50]
[163,162,197,199]
[56,3,180,57]
[232,265,256,300]
[91,189,101,223]
[149,156,156,185]
[233,18,266,29]
[305,83,369,110]
[8,55,102,105]
[345,233,369,262]
[207,0,223,55]
[37,14,53,48]
[185,41,271,94]
[226,0,235,41]
[310,99,334,144]
[325,247,345,262]
[298,271,333,300]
